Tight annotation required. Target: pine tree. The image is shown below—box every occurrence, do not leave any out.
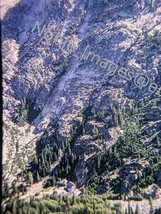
[55,171,58,181]
[119,107,124,129]
[67,197,70,208]
[12,182,17,195]
[82,187,86,194]
[54,152,58,161]
[112,105,119,126]
[93,199,96,214]
[22,184,25,195]
[156,137,160,148]
[82,126,85,134]
[59,195,62,205]
[36,171,40,183]
[52,176,56,186]
[48,157,51,168]
[92,166,97,175]
[4,182,9,197]
[33,155,38,165]
[58,169,61,178]
[28,172,34,185]
[12,199,17,214]
[66,165,71,174]
[92,126,99,136]
[62,141,65,151]
[42,168,46,177]
[72,195,76,205]
[67,146,72,155]
[16,142,19,153]
[97,155,101,169]
[71,153,75,164]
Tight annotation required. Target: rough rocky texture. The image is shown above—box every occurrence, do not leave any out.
[2,0,161,212]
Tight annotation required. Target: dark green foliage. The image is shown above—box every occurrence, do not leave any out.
[111,105,125,127]
[27,172,34,185]
[17,98,28,126]
[12,181,18,195]
[16,141,19,153]
[4,182,9,197]
[26,136,59,181]
[4,192,139,214]
[19,97,161,203]
[13,98,41,126]
[86,97,161,194]
[36,171,40,182]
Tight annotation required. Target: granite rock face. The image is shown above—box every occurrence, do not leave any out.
[2,0,161,201]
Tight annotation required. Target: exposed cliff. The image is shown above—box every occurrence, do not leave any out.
[2,0,161,212]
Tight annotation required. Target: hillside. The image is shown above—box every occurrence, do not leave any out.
[2,0,161,213]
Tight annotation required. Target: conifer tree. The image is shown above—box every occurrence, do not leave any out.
[112,106,119,126]
[72,195,76,205]
[52,176,56,186]
[12,182,17,195]
[48,157,51,168]
[62,141,65,151]
[54,152,58,161]
[22,184,25,195]
[156,137,160,148]
[16,142,19,153]
[36,171,40,182]
[92,199,96,214]
[97,155,101,169]
[59,195,62,205]
[119,107,124,129]
[12,199,17,214]
[4,182,9,197]
[42,168,46,177]
[66,165,71,174]
[67,197,70,207]
[71,153,75,164]
[34,155,38,165]
[28,172,34,185]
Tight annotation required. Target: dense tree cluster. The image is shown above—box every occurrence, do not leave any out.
[87,97,161,195]
[3,191,148,214]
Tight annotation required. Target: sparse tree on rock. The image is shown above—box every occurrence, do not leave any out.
[28,172,34,185]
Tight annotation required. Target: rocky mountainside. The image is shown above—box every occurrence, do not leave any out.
[2,0,161,213]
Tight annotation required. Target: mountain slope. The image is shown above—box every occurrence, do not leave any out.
[2,0,161,213]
